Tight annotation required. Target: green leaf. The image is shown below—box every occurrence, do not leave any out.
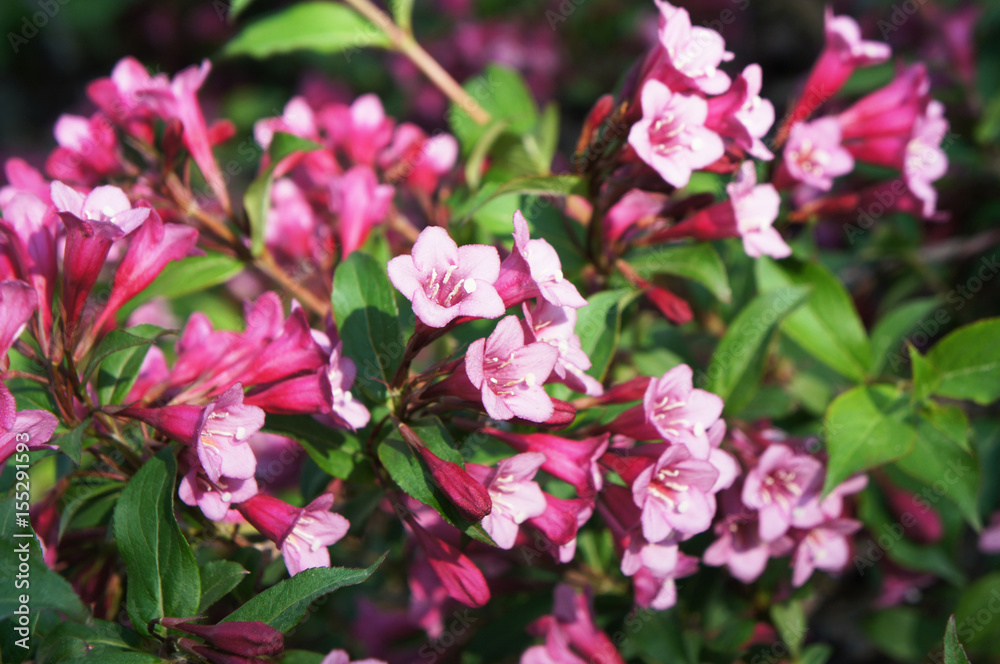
[799,643,833,664]
[331,251,404,402]
[823,385,917,494]
[223,554,385,632]
[124,252,244,311]
[390,0,414,32]
[464,120,510,190]
[0,499,88,623]
[910,344,941,403]
[245,132,324,257]
[756,258,871,382]
[573,289,638,383]
[228,0,256,21]
[624,244,732,303]
[35,620,160,664]
[454,174,586,224]
[944,615,972,664]
[927,318,1000,405]
[50,420,89,465]
[113,448,200,636]
[868,297,939,376]
[896,404,980,529]
[96,325,163,406]
[223,1,391,58]
[955,572,1000,653]
[706,286,810,414]
[198,561,248,613]
[83,329,158,383]
[450,65,538,152]
[377,428,495,545]
[263,414,363,480]
[770,600,806,658]
[59,479,123,539]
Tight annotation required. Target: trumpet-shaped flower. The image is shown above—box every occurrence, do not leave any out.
[494,211,588,309]
[467,453,548,549]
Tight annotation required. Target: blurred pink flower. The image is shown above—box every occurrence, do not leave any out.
[467,453,548,549]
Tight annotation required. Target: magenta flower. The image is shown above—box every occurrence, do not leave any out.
[254,96,321,150]
[785,8,891,129]
[607,364,724,457]
[387,226,504,328]
[330,165,394,256]
[51,181,150,327]
[1,158,52,207]
[178,450,259,522]
[522,300,603,397]
[467,453,548,549]
[631,551,699,611]
[707,64,775,160]
[483,428,608,496]
[781,118,854,191]
[403,423,491,522]
[1,193,58,340]
[320,649,387,664]
[632,444,720,542]
[702,490,795,583]
[322,94,395,165]
[163,618,283,659]
[238,493,350,576]
[603,189,667,245]
[465,315,560,422]
[529,494,594,563]
[95,209,200,332]
[407,517,491,608]
[87,56,162,143]
[628,80,724,189]
[137,61,231,211]
[651,1,733,95]
[0,280,37,371]
[741,444,824,542]
[237,306,327,388]
[378,123,458,194]
[267,179,320,260]
[791,518,861,587]
[46,113,124,186]
[0,381,58,466]
[494,211,588,310]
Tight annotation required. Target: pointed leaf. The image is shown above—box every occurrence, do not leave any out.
[625,243,732,303]
[927,318,1000,405]
[198,560,249,613]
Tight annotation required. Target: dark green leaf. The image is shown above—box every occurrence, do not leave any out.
[223,554,385,632]
[927,318,1000,405]
[224,2,391,58]
[756,258,871,382]
[574,289,637,383]
[624,244,732,303]
[59,479,123,539]
[331,251,404,402]
[245,132,324,257]
[228,0,256,21]
[799,643,833,664]
[34,620,158,664]
[96,325,163,406]
[198,560,249,613]
[706,286,810,414]
[954,572,1000,653]
[83,329,158,383]
[50,420,89,465]
[113,449,200,636]
[264,414,363,480]
[944,615,972,664]
[823,385,917,494]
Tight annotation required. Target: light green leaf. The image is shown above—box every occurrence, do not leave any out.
[624,244,732,303]
[125,252,244,311]
[83,328,158,383]
[756,257,871,382]
[770,600,806,658]
[927,318,1000,405]
[823,385,916,494]
[706,286,810,414]
[869,297,939,376]
[909,344,941,403]
[332,251,404,403]
[228,0,256,21]
[223,554,385,632]
[224,2,391,58]
[113,449,200,636]
[450,65,538,152]
[390,0,414,32]
[455,174,586,223]
[95,324,164,406]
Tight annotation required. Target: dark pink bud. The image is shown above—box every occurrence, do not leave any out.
[163,619,283,657]
[408,518,491,608]
[236,493,301,544]
[402,424,492,522]
[576,94,616,156]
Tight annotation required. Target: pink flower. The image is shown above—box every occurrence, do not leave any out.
[528,494,594,562]
[320,649,387,664]
[494,211,588,310]
[379,123,458,194]
[407,517,491,608]
[330,165,394,256]
[178,450,258,521]
[632,444,720,541]
[238,493,350,576]
[482,428,608,496]
[524,585,624,664]
[631,551,699,611]
[607,365,723,457]
[785,9,891,130]
[467,453,548,549]
[387,226,504,328]
[254,96,321,149]
[904,101,949,217]
[267,179,320,261]
[791,518,861,587]
[522,300,603,396]
[781,118,854,191]
[980,512,1000,554]
[727,162,789,258]
[707,64,775,160]
[702,491,794,583]
[94,209,200,331]
[163,618,283,659]
[1,158,51,207]
[651,1,733,95]
[138,60,231,212]
[0,280,37,371]
[46,113,124,186]
[603,189,667,245]
[465,315,560,422]
[321,94,395,165]
[741,444,824,542]
[0,381,58,466]
[87,57,162,143]
[51,182,150,327]
[628,79,724,188]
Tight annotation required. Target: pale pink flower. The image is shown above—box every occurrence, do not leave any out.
[628,80,724,188]
[254,96,321,149]
[741,444,824,542]
[467,453,548,549]
[652,1,733,95]
[494,211,588,309]
[632,444,720,542]
[524,585,624,664]
[728,162,789,258]
[194,384,264,483]
[791,518,861,587]
[980,512,1000,554]
[321,94,395,165]
[482,427,608,496]
[707,64,775,160]
[904,101,949,218]
[387,226,504,328]
[320,649,387,664]
[522,299,603,397]
[703,491,795,583]
[782,118,854,191]
[465,315,560,422]
[378,123,458,194]
[47,113,123,185]
[179,454,258,522]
